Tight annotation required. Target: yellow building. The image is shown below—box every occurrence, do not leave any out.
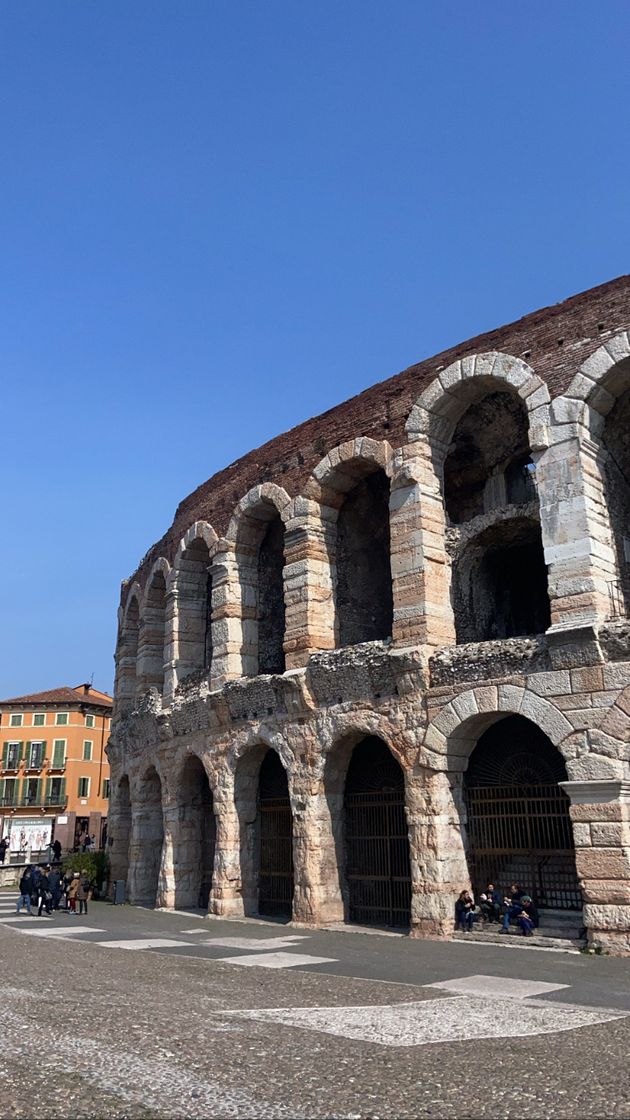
[0,684,112,858]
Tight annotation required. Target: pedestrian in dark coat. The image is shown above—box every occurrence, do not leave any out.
[16,867,34,914]
[37,869,52,915]
[455,890,476,932]
[77,870,92,916]
[0,837,8,864]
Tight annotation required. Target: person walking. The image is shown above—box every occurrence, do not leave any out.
[52,839,62,863]
[77,870,92,916]
[16,867,34,914]
[0,836,8,864]
[37,867,52,916]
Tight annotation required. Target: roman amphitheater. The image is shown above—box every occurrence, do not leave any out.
[107,277,630,953]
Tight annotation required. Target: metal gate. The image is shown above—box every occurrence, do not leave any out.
[345,788,412,927]
[258,751,294,917]
[465,783,581,910]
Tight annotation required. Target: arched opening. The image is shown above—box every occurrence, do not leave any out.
[443,389,549,643]
[138,571,166,693]
[336,469,393,646]
[342,736,411,928]
[131,767,164,906]
[258,749,294,917]
[257,514,286,675]
[173,755,215,910]
[176,539,212,680]
[452,518,551,642]
[602,386,630,617]
[117,596,140,703]
[444,390,536,524]
[463,715,580,910]
[109,775,131,889]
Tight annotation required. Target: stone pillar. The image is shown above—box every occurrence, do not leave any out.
[538,433,617,637]
[283,499,337,670]
[210,546,245,687]
[390,445,455,649]
[208,786,246,918]
[561,779,630,954]
[163,586,178,701]
[289,764,344,925]
[407,770,469,938]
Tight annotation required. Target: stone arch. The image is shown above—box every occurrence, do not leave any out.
[128,765,164,907]
[171,521,218,685]
[115,585,142,705]
[305,439,394,648]
[542,331,630,627]
[171,751,216,910]
[227,484,292,678]
[137,558,170,694]
[324,728,411,928]
[232,741,294,918]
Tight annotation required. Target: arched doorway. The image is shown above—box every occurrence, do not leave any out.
[343,737,411,928]
[174,755,215,910]
[258,750,294,917]
[109,775,131,889]
[336,468,393,647]
[463,715,580,910]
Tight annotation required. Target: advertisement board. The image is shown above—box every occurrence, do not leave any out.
[7,819,53,852]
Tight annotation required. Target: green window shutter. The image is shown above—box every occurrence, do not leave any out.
[0,778,4,803]
[2,742,7,766]
[52,741,63,767]
[11,780,18,806]
[25,741,32,765]
[59,777,66,804]
[35,778,42,806]
[17,742,24,764]
[41,742,48,767]
[18,779,25,806]
[45,777,52,804]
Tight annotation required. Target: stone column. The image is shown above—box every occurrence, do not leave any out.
[283,499,337,670]
[289,764,344,925]
[208,786,246,918]
[561,779,630,954]
[163,586,179,701]
[210,546,245,687]
[390,445,456,650]
[537,431,617,639]
[407,769,469,938]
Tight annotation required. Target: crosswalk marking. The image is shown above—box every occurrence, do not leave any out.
[19,925,105,938]
[215,951,337,969]
[0,914,52,922]
[425,975,569,999]
[190,935,310,950]
[95,938,191,950]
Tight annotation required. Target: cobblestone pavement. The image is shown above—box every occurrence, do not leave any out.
[1,894,630,1118]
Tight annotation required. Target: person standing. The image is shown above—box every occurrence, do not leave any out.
[77,870,92,916]
[48,866,62,910]
[52,839,62,863]
[16,867,34,914]
[0,836,8,864]
[67,872,80,913]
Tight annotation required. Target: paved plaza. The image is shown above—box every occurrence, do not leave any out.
[1,892,629,1118]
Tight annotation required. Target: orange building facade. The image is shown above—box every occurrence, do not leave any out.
[0,684,112,858]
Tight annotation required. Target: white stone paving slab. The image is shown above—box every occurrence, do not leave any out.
[228,995,628,1047]
[19,926,104,938]
[425,974,569,999]
[0,914,51,922]
[216,951,337,969]
[190,935,310,950]
[95,938,188,950]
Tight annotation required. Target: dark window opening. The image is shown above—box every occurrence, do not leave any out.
[257,515,286,675]
[258,750,293,917]
[336,469,393,647]
[602,385,630,617]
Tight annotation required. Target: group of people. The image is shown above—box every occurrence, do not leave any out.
[455,882,539,936]
[0,837,63,864]
[16,865,93,917]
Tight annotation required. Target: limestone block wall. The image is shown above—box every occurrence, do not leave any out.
[109,279,630,952]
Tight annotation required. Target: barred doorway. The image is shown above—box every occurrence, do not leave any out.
[258,750,294,917]
[464,715,581,910]
[343,737,411,928]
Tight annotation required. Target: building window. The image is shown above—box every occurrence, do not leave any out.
[0,778,18,806]
[55,713,68,726]
[4,742,21,770]
[46,776,66,806]
[22,777,41,807]
[9,714,23,728]
[78,777,90,798]
[83,741,93,761]
[102,779,110,799]
[85,713,95,728]
[32,713,45,727]
[27,741,45,769]
[51,740,66,768]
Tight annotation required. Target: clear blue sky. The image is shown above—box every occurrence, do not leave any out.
[1,2,629,698]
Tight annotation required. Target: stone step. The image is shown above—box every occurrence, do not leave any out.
[454,928,585,951]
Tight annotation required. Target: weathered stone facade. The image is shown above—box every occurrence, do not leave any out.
[108,277,630,953]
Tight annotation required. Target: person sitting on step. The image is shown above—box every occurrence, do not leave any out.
[500,883,527,933]
[455,890,476,932]
[479,883,501,923]
[517,909,536,936]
